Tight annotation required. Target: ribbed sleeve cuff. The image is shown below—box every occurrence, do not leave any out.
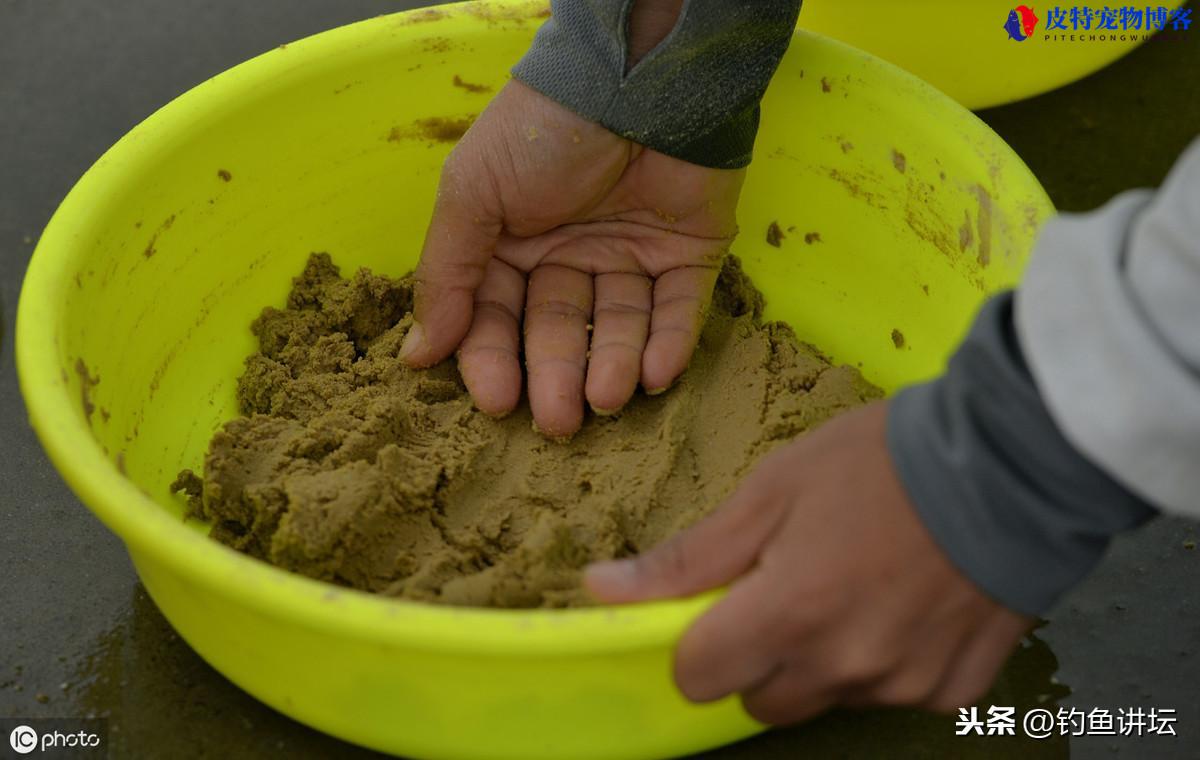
[886,294,1156,616]
[512,0,801,169]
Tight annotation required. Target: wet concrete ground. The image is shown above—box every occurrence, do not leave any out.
[0,1,1196,758]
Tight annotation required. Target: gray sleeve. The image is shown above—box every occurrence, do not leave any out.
[1016,138,1200,519]
[887,294,1155,617]
[511,0,803,169]
[886,139,1200,617]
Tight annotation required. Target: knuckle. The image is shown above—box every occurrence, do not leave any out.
[774,584,839,637]
[526,355,587,373]
[828,644,892,687]
[641,536,693,585]
[646,325,694,342]
[421,258,486,287]
[473,298,520,325]
[594,301,651,318]
[590,339,643,357]
[458,344,519,362]
[778,601,820,637]
[528,298,588,321]
[652,292,704,311]
[871,670,942,707]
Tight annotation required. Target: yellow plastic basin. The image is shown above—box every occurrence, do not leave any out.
[16,2,1053,758]
[798,0,1185,109]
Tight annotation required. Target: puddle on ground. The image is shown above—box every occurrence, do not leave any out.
[701,630,1069,758]
[69,586,391,758]
[69,585,1069,758]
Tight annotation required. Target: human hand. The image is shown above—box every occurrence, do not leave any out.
[585,402,1034,723]
[400,80,745,437]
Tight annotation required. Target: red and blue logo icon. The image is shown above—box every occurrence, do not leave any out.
[1005,5,1041,40]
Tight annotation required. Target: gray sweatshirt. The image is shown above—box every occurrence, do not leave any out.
[514,0,1197,617]
[513,0,802,168]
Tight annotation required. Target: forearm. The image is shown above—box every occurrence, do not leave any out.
[512,0,803,169]
[887,138,1200,616]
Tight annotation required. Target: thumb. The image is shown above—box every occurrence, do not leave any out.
[400,154,502,367]
[585,490,782,604]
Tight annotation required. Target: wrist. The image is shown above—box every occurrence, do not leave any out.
[513,0,801,169]
[886,293,1156,616]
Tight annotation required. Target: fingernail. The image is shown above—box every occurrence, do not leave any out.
[645,385,671,396]
[399,322,425,363]
[531,418,575,444]
[591,405,621,417]
[478,405,512,420]
[584,560,638,593]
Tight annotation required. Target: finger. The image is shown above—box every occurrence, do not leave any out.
[841,624,967,709]
[836,587,979,709]
[925,612,1030,713]
[584,478,784,603]
[586,272,652,414]
[401,155,502,367]
[740,667,838,726]
[641,264,720,393]
[458,258,525,417]
[524,264,593,438]
[674,570,791,703]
